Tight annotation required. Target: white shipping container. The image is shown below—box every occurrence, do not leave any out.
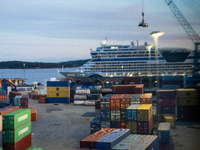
[76,89,90,94]
[85,100,95,106]
[74,94,87,100]
[74,100,85,105]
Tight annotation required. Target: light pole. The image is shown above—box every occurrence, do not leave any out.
[146,45,153,76]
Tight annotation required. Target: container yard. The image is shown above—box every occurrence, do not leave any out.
[0,79,200,150]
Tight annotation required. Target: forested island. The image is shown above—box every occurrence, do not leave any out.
[0,59,90,69]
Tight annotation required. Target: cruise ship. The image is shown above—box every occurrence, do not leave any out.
[60,40,195,78]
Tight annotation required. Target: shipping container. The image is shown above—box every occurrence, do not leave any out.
[163,76,180,81]
[31,109,37,121]
[3,109,31,129]
[73,100,85,105]
[100,94,114,110]
[110,94,123,110]
[121,121,126,129]
[100,121,111,128]
[38,97,47,104]
[157,99,176,106]
[162,80,180,84]
[158,123,171,144]
[85,100,96,106]
[3,133,31,150]
[177,106,200,121]
[112,134,142,150]
[112,85,136,94]
[3,121,32,143]
[157,106,175,114]
[135,84,144,94]
[90,116,101,134]
[21,96,29,108]
[9,92,21,99]
[162,84,180,89]
[124,76,142,84]
[47,81,70,87]
[177,97,199,106]
[121,94,132,110]
[126,121,137,134]
[111,121,121,128]
[95,99,100,109]
[0,91,6,96]
[74,94,87,100]
[47,86,70,92]
[13,96,22,106]
[120,110,126,121]
[0,95,7,102]
[129,135,159,150]
[87,94,102,100]
[46,98,70,103]
[76,89,90,95]
[126,104,141,121]
[96,129,130,150]
[140,93,152,104]
[159,139,171,150]
[110,110,120,121]
[100,110,111,121]
[164,116,174,127]
[137,104,152,121]
[156,90,176,99]
[130,94,142,104]
[0,106,20,116]
[137,116,153,134]
[176,89,198,98]
[47,91,70,98]
[95,109,100,117]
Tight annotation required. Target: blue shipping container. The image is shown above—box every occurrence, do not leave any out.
[13,96,22,106]
[126,104,141,121]
[47,81,70,87]
[47,98,70,103]
[129,135,159,150]
[96,129,130,150]
[100,110,111,121]
[112,134,142,150]
[111,121,121,128]
[101,121,111,128]
[90,116,101,134]
[120,110,126,121]
[158,123,171,144]
[2,83,7,94]
[0,91,6,96]
[0,101,10,108]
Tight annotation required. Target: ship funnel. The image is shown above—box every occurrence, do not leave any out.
[131,41,135,47]
[144,41,148,46]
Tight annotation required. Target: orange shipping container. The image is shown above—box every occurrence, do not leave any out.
[121,94,132,110]
[140,93,153,104]
[0,95,7,101]
[110,94,123,110]
[0,79,2,88]
[31,109,37,121]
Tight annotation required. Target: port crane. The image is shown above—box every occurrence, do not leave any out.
[165,0,200,77]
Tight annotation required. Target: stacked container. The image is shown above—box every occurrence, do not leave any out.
[90,115,101,134]
[112,84,144,94]
[95,99,101,116]
[158,123,171,150]
[3,109,32,150]
[74,89,90,105]
[0,91,7,105]
[9,92,22,106]
[124,76,142,84]
[162,76,181,89]
[176,89,199,121]
[47,81,70,103]
[157,90,176,125]
[85,93,102,106]
[2,83,7,94]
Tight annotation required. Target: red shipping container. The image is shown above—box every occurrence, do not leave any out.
[112,85,136,94]
[95,99,100,109]
[135,84,144,94]
[9,91,21,99]
[121,121,126,128]
[0,106,19,115]
[21,95,29,107]
[140,93,152,104]
[120,94,132,110]
[137,115,153,134]
[80,128,116,149]
[3,133,31,150]
[157,90,176,99]
[110,94,123,110]
[38,97,47,103]
[157,99,176,106]
[124,76,142,84]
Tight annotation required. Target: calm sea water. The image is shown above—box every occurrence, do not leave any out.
[0,68,67,85]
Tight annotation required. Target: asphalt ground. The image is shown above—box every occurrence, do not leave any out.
[19,91,200,150]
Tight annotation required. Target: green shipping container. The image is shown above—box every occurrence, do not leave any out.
[30,148,43,150]
[3,109,31,129]
[3,121,31,143]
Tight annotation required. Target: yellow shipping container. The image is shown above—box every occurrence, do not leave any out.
[47,91,70,98]
[126,121,137,134]
[178,97,199,106]
[137,104,152,121]
[176,89,198,98]
[164,116,175,127]
[47,86,70,92]
[158,114,176,122]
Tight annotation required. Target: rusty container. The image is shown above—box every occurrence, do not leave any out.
[140,93,152,104]
[121,94,132,110]
[110,94,123,110]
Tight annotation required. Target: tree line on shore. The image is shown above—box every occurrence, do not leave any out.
[0,59,90,69]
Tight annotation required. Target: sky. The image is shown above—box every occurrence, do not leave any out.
[0,0,200,62]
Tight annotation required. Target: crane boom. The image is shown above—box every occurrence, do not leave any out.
[165,0,200,43]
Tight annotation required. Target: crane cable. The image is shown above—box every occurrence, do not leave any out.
[182,0,200,18]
